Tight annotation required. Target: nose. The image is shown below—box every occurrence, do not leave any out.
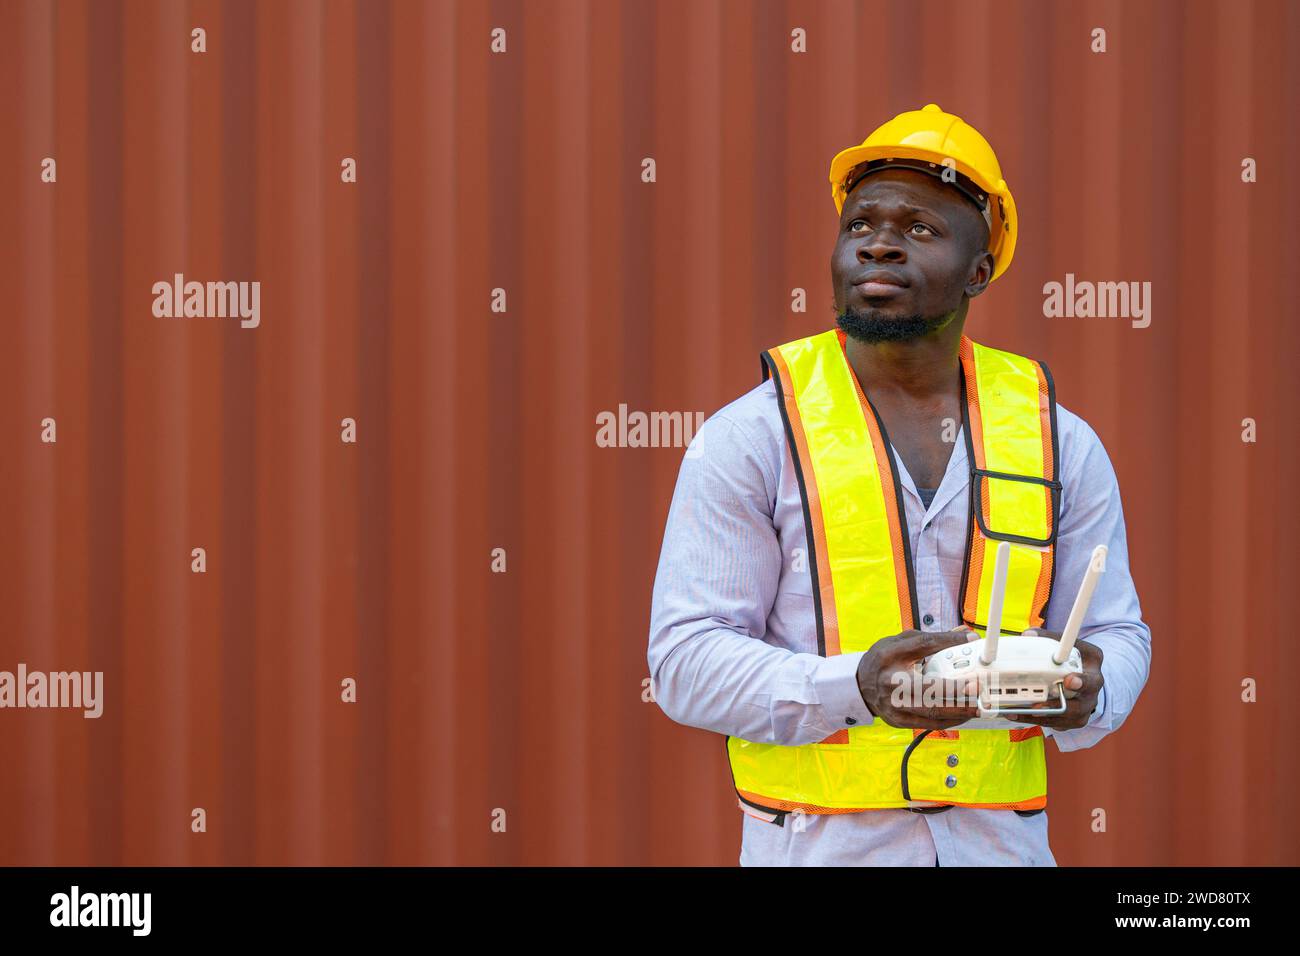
[858,225,907,265]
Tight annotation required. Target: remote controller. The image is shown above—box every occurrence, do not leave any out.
[920,540,1106,728]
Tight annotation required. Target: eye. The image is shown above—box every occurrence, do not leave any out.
[848,219,935,236]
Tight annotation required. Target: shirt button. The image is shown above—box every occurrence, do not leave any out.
[945,775,958,788]
[845,717,857,726]
[922,613,935,626]
[947,754,959,767]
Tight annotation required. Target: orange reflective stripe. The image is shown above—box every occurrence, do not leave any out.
[961,336,991,627]
[836,329,916,631]
[913,726,1046,742]
[1030,360,1056,629]
[1009,725,1046,742]
[737,789,1048,814]
[957,334,1058,633]
[764,345,842,655]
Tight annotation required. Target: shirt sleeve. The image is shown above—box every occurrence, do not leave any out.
[647,412,876,746]
[1038,413,1152,752]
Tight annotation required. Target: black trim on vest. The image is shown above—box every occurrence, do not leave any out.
[761,350,828,657]
[724,735,789,824]
[967,353,1062,549]
[971,469,1062,548]
[957,363,978,630]
[903,727,1042,816]
[901,729,953,814]
[957,353,1061,631]
[1038,359,1062,625]
[731,352,827,824]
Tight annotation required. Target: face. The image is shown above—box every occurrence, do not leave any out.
[831,168,993,342]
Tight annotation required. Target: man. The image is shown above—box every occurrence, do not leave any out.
[647,104,1151,866]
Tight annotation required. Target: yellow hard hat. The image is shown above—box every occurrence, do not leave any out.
[828,103,1018,282]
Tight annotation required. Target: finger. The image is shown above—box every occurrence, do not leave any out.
[903,675,982,710]
[1076,669,1104,697]
[885,629,986,665]
[891,676,982,714]
[1006,711,1069,726]
[1032,683,1076,707]
[1011,696,1091,726]
[938,675,980,699]
[905,704,982,723]
[891,690,983,719]
[876,707,975,731]
[1078,639,1105,666]
[1021,628,1064,641]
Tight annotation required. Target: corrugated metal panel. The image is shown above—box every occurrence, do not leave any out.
[0,0,1295,866]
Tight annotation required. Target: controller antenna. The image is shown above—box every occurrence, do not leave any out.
[979,541,1011,666]
[1053,544,1107,665]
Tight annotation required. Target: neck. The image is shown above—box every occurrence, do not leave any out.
[844,315,966,401]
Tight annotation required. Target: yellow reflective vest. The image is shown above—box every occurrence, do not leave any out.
[727,328,1062,818]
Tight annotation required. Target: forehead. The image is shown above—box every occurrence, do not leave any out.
[842,167,966,217]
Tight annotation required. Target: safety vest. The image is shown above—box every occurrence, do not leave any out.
[728,328,1062,818]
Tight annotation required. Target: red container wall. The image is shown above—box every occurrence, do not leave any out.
[0,0,1295,866]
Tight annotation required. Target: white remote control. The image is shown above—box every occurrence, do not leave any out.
[920,540,1106,728]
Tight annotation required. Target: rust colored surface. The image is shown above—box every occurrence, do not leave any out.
[0,0,1295,865]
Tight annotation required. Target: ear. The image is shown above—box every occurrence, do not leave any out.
[965,250,995,299]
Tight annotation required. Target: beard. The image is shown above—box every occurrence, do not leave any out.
[836,304,954,343]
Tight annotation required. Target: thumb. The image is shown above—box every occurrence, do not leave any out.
[900,628,981,662]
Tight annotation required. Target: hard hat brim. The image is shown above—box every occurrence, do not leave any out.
[840,157,993,229]
[830,143,1016,282]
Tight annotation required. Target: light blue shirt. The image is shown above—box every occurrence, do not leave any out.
[647,370,1152,866]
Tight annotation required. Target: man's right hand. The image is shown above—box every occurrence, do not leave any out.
[856,628,983,730]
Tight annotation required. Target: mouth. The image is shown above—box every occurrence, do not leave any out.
[853,272,908,298]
